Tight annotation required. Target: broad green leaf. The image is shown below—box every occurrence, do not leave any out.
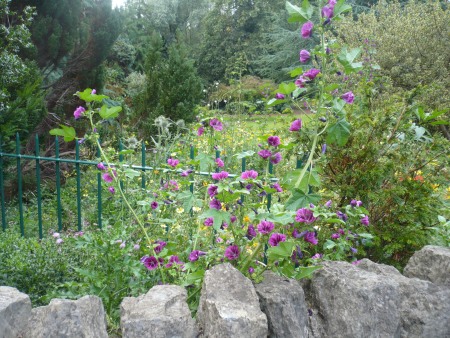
[177,191,202,211]
[332,98,346,115]
[49,125,76,142]
[118,149,134,156]
[293,87,307,98]
[199,209,231,230]
[332,0,352,18]
[255,211,295,225]
[323,240,336,250]
[290,67,303,78]
[285,189,321,211]
[295,265,322,279]
[326,119,351,146]
[337,48,363,74]
[181,270,205,286]
[357,233,374,239]
[278,82,297,95]
[99,105,122,119]
[234,150,255,159]
[286,0,313,23]
[124,168,141,179]
[77,88,108,103]
[196,153,215,172]
[266,241,295,260]
[297,168,321,192]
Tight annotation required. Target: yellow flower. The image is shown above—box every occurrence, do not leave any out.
[153,170,160,175]
[243,215,251,223]
[193,206,201,213]
[176,207,184,214]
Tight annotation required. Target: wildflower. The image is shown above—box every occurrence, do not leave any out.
[151,201,158,210]
[331,233,340,239]
[241,170,258,180]
[221,221,228,229]
[299,50,310,63]
[270,152,282,165]
[97,162,106,170]
[211,171,229,180]
[341,91,355,104]
[295,76,307,88]
[210,118,223,131]
[164,180,179,191]
[304,231,318,245]
[210,198,222,210]
[189,250,206,262]
[295,208,317,223]
[197,127,204,136]
[141,256,159,270]
[180,170,193,177]
[325,200,332,208]
[337,211,348,221]
[247,224,257,239]
[215,158,224,167]
[268,136,280,147]
[275,93,285,100]
[268,233,287,247]
[224,245,240,260]
[119,242,126,249]
[258,149,272,159]
[166,255,183,268]
[311,253,322,259]
[248,267,255,274]
[230,215,237,223]
[193,206,201,213]
[321,5,333,19]
[52,232,60,238]
[289,119,302,131]
[102,172,114,183]
[321,144,327,154]
[133,244,140,250]
[176,207,184,214]
[350,247,358,253]
[243,215,251,223]
[56,238,64,245]
[154,241,167,254]
[204,217,214,227]
[301,21,314,38]
[207,185,218,197]
[304,68,321,80]
[91,89,97,94]
[73,106,85,120]
[257,220,275,234]
[272,182,283,192]
[108,186,115,194]
[167,158,179,167]
[361,215,370,226]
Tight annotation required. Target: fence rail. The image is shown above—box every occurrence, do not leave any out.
[0,133,302,238]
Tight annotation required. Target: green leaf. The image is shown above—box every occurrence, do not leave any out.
[76,88,108,103]
[99,105,122,119]
[293,87,307,98]
[118,149,134,156]
[266,241,295,260]
[326,119,351,146]
[234,150,255,159]
[255,211,296,225]
[357,233,374,239]
[199,209,231,230]
[295,265,322,279]
[337,48,363,74]
[195,153,215,172]
[124,168,141,179]
[181,270,205,286]
[49,125,76,142]
[285,189,321,211]
[290,67,303,77]
[278,82,297,95]
[323,240,336,250]
[297,168,321,192]
[332,0,352,18]
[286,0,313,24]
[177,191,202,211]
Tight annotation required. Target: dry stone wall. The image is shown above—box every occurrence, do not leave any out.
[1,245,449,338]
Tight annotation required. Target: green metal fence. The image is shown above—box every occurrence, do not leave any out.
[0,133,303,238]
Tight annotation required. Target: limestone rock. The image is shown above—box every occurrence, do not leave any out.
[197,263,268,338]
[120,285,197,338]
[403,245,450,287]
[0,286,32,338]
[255,271,308,338]
[23,295,108,338]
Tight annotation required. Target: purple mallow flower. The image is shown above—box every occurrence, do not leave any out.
[325,200,332,208]
[215,158,224,167]
[167,158,179,167]
[258,149,272,159]
[211,171,229,180]
[337,211,348,221]
[247,224,257,240]
[189,250,206,262]
[224,245,240,260]
[97,162,106,170]
[257,220,275,234]
[204,217,214,227]
[322,5,334,19]
[299,50,310,63]
[197,126,204,136]
[289,119,302,132]
[154,241,167,254]
[304,68,321,80]
[321,144,327,154]
[108,186,115,194]
[268,136,280,147]
[270,152,282,165]
[268,233,287,247]
[312,253,323,259]
[295,208,317,223]
[210,118,223,131]
[151,201,158,210]
[295,76,307,88]
[301,21,314,38]
[241,170,258,180]
[210,198,222,210]
[360,215,370,226]
[331,233,340,239]
[207,185,218,197]
[166,255,183,268]
[341,91,355,104]
[272,182,283,192]
[73,106,85,120]
[275,93,285,100]
[56,238,64,245]
[102,172,114,183]
[248,267,255,274]
[141,256,159,270]
[304,232,318,245]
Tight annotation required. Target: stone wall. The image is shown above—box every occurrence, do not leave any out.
[1,245,449,338]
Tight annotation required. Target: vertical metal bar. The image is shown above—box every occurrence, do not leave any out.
[119,139,124,191]
[189,145,194,194]
[16,134,24,236]
[35,135,43,239]
[141,141,146,189]
[296,157,302,169]
[75,141,82,231]
[0,136,6,231]
[267,162,274,211]
[240,157,246,203]
[55,137,62,232]
[97,142,102,229]
[215,150,220,173]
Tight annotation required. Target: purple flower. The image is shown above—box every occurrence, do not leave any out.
[52,232,60,238]
[204,217,214,227]
[272,182,283,192]
[207,185,218,197]
[210,198,222,210]
[247,224,257,239]
[350,247,358,253]
[299,50,311,63]
[141,256,159,270]
[189,250,206,262]
[304,68,321,80]
[197,126,204,136]
[241,170,258,180]
[133,244,140,250]
[356,200,363,207]
[164,180,179,191]
[210,118,223,131]
[268,233,287,247]
[311,253,322,259]
[151,201,158,210]
[322,5,334,19]
[361,215,370,226]
[295,76,307,88]
[270,152,282,165]
[91,89,97,94]
[258,149,272,159]
[230,215,237,223]
[328,0,337,6]
[321,144,327,154]
[350,199,358,207]
[289,119,302,132]
[154,241,167,254]
[119,242,126,249]
[257,220,275,234]
[268,136,280,147]
[325,200,332,208]
[97,162,106,170]
[275,93,285,99]
[337,211,348,221]
[165,255,184,268]
[211,171,229,180]
[304,232,318,245]
[341,91,355,104]
[215,158,224,167]
[331,233,340,239]
[108,186,115,194]
[301,21,314,38]
[248,267,255,274]
[224,245,240,260]
[181,170,193,177]
[73,106,85,120]
[295,208,317,223]
[167,158,179,167]
[56,238,64,245]
[102,172,114,183]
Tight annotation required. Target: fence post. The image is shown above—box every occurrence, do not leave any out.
[55,137,63,232]
[0,135,6,231]
[240,157,246,202]
[97,142,102,229]
[75,141,82,231]
[119,140,124,191]
[141,141,146,189]
[35,135,43,239]
[16,133,24,236]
